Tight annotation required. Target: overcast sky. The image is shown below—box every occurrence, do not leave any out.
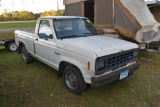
[0,0,65,14]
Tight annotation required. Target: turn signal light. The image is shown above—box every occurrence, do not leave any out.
[132,59,137,63]
[88,62,90,70]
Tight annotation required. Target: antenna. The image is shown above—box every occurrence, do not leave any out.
[57,0,60,15]
[12,0,14,6]
[0,0,2,6]
[11,0,16,9]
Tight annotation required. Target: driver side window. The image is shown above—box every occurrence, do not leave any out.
[38,20,53,40]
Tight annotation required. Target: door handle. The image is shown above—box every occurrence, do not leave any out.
[55,52,60,55]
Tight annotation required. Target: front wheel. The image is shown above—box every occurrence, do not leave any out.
[7,42,17,52]
[21,46,32,64]
[63,66,87,95]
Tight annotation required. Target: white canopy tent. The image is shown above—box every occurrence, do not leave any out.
[145,0,160,4]
[64,0,160,43]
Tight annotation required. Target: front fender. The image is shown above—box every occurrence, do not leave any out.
[58,56,95,84]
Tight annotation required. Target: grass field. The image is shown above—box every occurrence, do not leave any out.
[0,32,15,40]
[0,32,160,107]
[0,21,36,29]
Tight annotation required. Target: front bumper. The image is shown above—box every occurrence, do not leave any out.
[91,63,139,87]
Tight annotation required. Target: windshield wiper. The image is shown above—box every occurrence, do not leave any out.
[83,33,99,36]
[83,33,94,36]
[83,33,93,35]
[59,35,87,39]
[59,35,78,39]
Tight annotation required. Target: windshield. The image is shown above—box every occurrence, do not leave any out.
[53,18,99,39]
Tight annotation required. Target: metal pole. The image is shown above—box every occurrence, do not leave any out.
[113,0,115,28]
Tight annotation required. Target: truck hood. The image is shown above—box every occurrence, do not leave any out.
[57,36,139,59]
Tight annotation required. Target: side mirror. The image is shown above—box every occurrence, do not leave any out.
[48,34,53,39]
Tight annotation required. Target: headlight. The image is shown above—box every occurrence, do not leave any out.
[133,51,138,57]
[97,61,105,70]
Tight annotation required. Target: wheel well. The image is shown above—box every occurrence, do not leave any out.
[58,61,81,78]
[18,42,24,54]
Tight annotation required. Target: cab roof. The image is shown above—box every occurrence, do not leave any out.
[39,16,86,19]
[63,0,88,4]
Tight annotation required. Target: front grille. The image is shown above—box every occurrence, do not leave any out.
[106,51,133,70]
[96,49,138,75]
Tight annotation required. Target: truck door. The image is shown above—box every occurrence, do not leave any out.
[34,19,56,66]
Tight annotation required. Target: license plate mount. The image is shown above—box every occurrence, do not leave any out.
[120,70,129,80]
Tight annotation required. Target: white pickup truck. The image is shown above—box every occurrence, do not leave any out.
[15,16,139,94]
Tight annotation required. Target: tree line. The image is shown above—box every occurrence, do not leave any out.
[0,9,64,21]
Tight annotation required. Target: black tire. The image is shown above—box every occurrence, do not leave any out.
[7,42,17,52]
[63,66,87,95]
[21,46,32,64]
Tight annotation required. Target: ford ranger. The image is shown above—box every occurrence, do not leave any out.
[15,16,139,95]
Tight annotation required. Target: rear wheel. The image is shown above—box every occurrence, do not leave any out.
[21,46,32,64]
[63,66,87,95]
[7,42,17,52]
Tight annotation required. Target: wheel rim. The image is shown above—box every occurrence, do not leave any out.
[10,43,17,51]
[22,49,27,61]
[65,71,78,90]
